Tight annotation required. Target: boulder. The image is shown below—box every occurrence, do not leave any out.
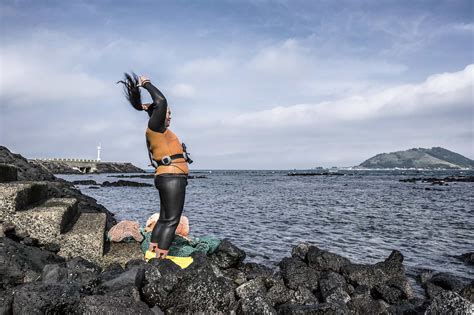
[307,246,351,272]
[291,242,311,261]
[277,302,350,315]
[78,295,153,314]
[278,257,320,291]
[210,239,246,269]
[12,282,81,314]
[460,281,474,303]
[238,294,277,315]
[2,237,64,288]
[163,259,236,313]
[238,262,274,280]
[236,277,267,300]
[425,291,474,314]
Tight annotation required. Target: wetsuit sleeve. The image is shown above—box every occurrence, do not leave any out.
[143,82,168,133]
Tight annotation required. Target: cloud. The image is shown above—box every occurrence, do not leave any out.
[170,83,196,99]
[221,64,473,128]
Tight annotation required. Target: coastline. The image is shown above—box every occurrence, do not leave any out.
[1,146,473,313]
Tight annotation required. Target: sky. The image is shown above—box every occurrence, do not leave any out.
[0,0,473,169]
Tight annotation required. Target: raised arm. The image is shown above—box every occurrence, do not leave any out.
[141,80,168,133]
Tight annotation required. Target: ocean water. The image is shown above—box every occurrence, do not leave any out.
[57,170,474,284]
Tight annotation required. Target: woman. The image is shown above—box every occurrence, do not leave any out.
[118,73,191,259]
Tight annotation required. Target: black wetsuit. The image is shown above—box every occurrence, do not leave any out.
[143,82,188,250]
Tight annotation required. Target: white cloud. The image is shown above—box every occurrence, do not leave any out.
[222,64,473,128]
[170,83,196,99]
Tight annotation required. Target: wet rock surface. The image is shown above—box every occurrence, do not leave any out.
[2,231,474,314]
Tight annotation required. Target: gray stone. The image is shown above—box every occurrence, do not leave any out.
[101,241,144,267]
[12,198,78,245]
[59,212,106,264]
[236,277,267,299]
[0,182,49,219]
[425,291,474,314]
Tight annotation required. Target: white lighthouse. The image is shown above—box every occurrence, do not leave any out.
[97,143,101,162]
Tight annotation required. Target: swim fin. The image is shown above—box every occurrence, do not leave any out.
[145,250,194,269]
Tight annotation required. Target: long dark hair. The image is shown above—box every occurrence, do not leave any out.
[117,72,143,111]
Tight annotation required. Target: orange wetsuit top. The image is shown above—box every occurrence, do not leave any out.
[142,82,189,175]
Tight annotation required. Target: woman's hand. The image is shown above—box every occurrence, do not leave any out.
[138,75,150,87]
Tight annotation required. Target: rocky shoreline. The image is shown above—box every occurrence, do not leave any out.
[1,146,473,314]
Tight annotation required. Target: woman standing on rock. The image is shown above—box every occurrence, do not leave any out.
[118,73,192,259]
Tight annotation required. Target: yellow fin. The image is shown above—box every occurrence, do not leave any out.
[145,251,194,269]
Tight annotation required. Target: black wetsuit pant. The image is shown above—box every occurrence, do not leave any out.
[150,174,187,250]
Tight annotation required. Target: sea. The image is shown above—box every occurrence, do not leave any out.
[57,169,474,291]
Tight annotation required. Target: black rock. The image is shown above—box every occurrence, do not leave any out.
[126,260,162,285]
[238,262,274,280]
[0,164,18,182]
[235,277,267,300]
[347,286,389,314]
[98,266,145,294]
[42,242,61,253]
[78,295,153,314]
[424,272,466,293]
[278,257,320,291]
[12,282,81,314]
[388,298,428,315]
[210,239,246,269]
[238,294,277,314]
[0,290,13,315]
[290,286,319,305]
[277,302,350,315]
[163,265,236,313]
[460,281,474,303]
[319,271,350,303]
[41,264,68,284]
[72,179,99,185]
[291,242,311,262]
[21,237,39,247]
[266,281,293,306]
[222,268,247,285]
[2,237,65,288]
[455,252,474,266]
[425,291,474,314]
[102,180,152,187]
[101,263,125,282]
[307,246,351,272]
[372,284,406,304]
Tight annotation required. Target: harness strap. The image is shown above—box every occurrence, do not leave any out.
[156,154,185,166]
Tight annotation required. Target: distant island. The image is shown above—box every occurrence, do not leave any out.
[358,147,474,170]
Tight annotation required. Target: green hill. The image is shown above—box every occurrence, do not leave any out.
[359,147,474,169]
